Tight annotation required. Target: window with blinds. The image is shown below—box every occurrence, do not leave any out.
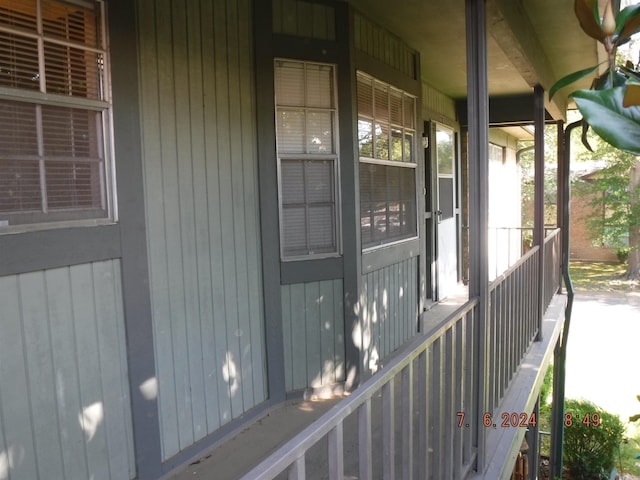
[357,72,417,249]
[0,0,112,229]
[275,59,340,260]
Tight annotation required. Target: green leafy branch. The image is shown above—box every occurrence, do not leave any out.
[550,0,640,154]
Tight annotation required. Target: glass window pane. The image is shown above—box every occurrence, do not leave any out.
[282,206,307,255]
[0,159,41,212]
[357,74,373,118]
[277,110,305,153]
[391,128,403,162]
[275,61,305,106]
[358,119,373,158]
[0,31,40,91]
[280,160,305,204]
[308,205,335,252]
[375,123,389,160]
[307,111,333,154]
[436,128,454,175]
[374,82,389,123]
[306,64,333,108]
[306,160,333,203]
[390,90,402,125]
[359,163,416,248]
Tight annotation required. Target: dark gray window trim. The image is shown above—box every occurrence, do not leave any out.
[0,224,121,276]
[280,256,343,284]
[362,238,420,274]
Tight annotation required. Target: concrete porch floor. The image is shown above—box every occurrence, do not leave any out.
[169,286,470,480]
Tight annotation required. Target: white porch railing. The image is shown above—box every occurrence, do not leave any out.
[241,229,563,480]
[241,300,480,480]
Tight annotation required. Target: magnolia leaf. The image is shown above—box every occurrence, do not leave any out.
[637,394,640,402]
[616,4,640,44]
[581,119,594,152]
[630,413,640,422]
[549,64,599,100]
[623,83,640,107]
[572,87,640,154]
[574,0,605,41]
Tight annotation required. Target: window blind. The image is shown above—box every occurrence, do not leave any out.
[356,71,417,249]
[275,59,339,259]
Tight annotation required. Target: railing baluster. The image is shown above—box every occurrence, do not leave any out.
[328,423,343,480]
[418,349,430,480]
[432,337,443,478]
[401,363,413,480]
[383,378,395,480]
[289,456,305,480]
[444,327,454,479]
[358,399,372,480]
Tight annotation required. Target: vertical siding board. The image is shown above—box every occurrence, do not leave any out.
[71,264,112,480]
[312,4,327,40]
[45,268,90,480]
[111,262,136,480]
[200,0,233,428]
[282,286,293,391]
[272,0,283,33]
[137,0,178,459]
[159,0,196,451]
[91,262,134,480]
[388,264,395,355]
[188,0,221,434]
[138,0,179,458]
[214,0,245,418]
[0,276,39,480]
[296,0,312,38]
[305,282,321,387]
[226,0,255,412]
[319,280,335,385]
[238,0,267,405]
[281,0,297,34]
[172,0,206,446]
[19,272,65,480]
[334,280,345,382]
[367,270,376,369]
[326,5,335,41]
[290,284,307,390]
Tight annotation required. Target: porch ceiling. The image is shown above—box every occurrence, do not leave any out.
[347,0,605,120]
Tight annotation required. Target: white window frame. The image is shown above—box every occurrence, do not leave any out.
[357,71,418,251]
[274,58,341,261]
[0,0,115,233]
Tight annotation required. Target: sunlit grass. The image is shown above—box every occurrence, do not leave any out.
[569,261,637,292]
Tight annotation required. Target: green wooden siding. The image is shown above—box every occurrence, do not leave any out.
[0,261,135,480]
[137,0,267,460]
[272,0,336,40]
[422,82,458,122]
[281,280,345,391]
[362,257,419,372]
[353,12,418,79]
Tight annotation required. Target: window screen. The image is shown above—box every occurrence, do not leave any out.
[0,0,112,229]
[357,72,417,249]
[275,60,339,259]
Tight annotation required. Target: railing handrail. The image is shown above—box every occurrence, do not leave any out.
[544,228,561,245]
[490,245,539,291]
[240,298,480,480]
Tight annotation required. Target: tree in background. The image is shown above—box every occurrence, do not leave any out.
[574,132,640,275]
